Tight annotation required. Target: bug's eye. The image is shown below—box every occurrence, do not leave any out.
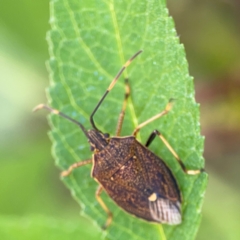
[104,133,110,138]
[90,145,94,151]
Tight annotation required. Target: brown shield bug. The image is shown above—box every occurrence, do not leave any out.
[34,50,203,229]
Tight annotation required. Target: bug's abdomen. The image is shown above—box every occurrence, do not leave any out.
[92,137,181,223]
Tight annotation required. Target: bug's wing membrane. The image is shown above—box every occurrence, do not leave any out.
[149,197,181,224]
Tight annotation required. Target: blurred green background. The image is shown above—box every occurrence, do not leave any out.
[1,0,240,239]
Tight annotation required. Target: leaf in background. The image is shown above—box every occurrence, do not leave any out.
[47,0,208,239]
[0,215,100,240]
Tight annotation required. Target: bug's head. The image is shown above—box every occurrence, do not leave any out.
[87,129,110,152]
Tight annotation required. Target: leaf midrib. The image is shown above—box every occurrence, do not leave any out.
[108,1,165,239]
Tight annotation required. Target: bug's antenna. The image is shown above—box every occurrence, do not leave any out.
[33,104,89,138]
[90,50,143,131]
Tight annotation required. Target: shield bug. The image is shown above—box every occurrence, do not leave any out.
[34,50,203,229]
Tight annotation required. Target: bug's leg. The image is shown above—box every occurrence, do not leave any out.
[96,185,113,230]
[133,99,174,137]
[61,159,92,177]
[115,78,130,136]
[90,50,142,132]
[145,130,203,175]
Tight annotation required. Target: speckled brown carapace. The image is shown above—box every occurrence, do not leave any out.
[92,136,181,223]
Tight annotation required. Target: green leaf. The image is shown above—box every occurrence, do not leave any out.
[46,0,208,239]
